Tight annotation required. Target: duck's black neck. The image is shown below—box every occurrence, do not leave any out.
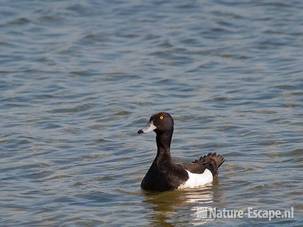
[155,130,173,160]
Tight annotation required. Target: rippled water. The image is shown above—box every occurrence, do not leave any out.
[1,0,303,226]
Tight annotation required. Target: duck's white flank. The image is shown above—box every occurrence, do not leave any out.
[178,169,213,189]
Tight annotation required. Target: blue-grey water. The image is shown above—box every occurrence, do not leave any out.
[1,0,303,226]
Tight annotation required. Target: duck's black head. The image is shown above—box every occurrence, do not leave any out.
[138,112,174,135]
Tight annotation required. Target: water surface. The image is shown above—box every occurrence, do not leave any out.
[0,0,303,226]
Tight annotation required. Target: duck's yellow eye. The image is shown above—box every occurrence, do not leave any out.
[160,115,164,120]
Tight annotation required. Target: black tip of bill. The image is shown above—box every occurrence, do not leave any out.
[137,129,144,134]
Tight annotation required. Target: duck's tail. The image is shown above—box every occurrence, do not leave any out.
[193,153,224,176]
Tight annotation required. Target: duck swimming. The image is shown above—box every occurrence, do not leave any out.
[138,112,224,192]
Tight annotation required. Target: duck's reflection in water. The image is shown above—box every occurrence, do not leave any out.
[143,183,222,226]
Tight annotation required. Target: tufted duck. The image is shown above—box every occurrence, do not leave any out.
[138,112,224,192]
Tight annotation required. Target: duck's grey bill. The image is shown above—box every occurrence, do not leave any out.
[138,122,157,134]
